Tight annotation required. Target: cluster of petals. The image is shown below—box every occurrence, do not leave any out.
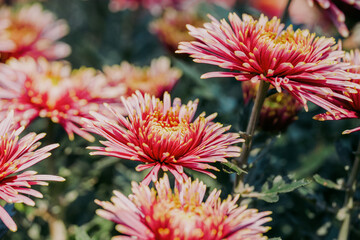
[308,0,360,37]
[85,91,243,185]
[108,0,235,14]
[177,13,360,115]
[0,57,125,141]
[103,56,181,98]
[243,80,302,132]
[0,3,70,63]
[150,8,205,52]
[0,111,64,232]
[96,174,272,240]
[314,49,360,134]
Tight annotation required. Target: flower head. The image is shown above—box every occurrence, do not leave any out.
[103,56,181,98]
[0,57,125,141]
[314,49,360,134]
[0,111,64,232]
[150,8,205,52]
[85,91,243,184]
[0,4,70,62]
[177,13,360,115]
[243,80,303,132]
[96,174,272,240]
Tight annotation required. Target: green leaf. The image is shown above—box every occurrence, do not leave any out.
[243,176,312,203]
[269,238,282,240]
[222,161,248,175]
[257,193,279,203]
[313,174,343,190]
[262,176,311,194]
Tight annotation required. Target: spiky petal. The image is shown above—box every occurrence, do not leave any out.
[177,13,360,115]
[0,57,125,141]
[0,4,70,62]
[96,174,272,240]
[314,49,360,134]
[103,56,181,97]
[0,111,64,232]
[85,91,243,185]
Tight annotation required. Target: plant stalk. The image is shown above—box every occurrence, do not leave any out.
[234,81,270,192]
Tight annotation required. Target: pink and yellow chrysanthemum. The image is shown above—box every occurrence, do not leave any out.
[177,13,360,115]
[314,49,360,134]
[0,57,125,141]
[0,111,64,232]
[96,174,272,240]
[150,8,205,52]
[85,91,243,184]
[103,56,181,98]
[0,4,70,62]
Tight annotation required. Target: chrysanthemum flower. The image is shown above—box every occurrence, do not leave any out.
[0,57,125,141]
[243,80,303,132]
[150,8,205,52]
[0,4,70,63]
[85,91,242,184]
[177,13,360,114]
[103,56,181,97]
[96,174,272,240]
[0,111,64,232]
[307,0,360,37]
[314,49,360,134]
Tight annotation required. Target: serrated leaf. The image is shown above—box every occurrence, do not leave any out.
[244,176,311,203]
[313,174,343,190]
[257,193,279,203]
[263,176,311,194]
[222,161,247,175]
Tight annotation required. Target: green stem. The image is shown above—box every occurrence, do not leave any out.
[234,81,270,192]
[338,141,360,240]
[46,119,57,175]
